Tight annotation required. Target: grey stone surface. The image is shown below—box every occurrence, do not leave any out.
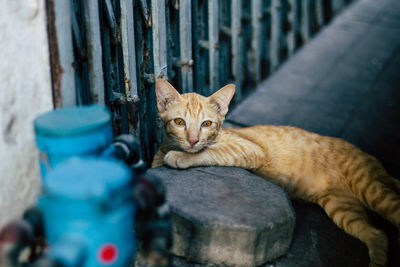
[147,166,295,267]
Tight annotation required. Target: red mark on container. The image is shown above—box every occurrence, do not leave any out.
[98,243,119,264]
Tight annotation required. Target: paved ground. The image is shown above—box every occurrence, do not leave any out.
[227,0,400,266]
[139,0,400,266]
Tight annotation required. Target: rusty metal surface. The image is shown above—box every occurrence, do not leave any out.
[46,0,62,108]
[84,0,105,105]
[179,0,194,93]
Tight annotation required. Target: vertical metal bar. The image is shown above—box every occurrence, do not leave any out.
[104,0,119,40]
[208,0,219,93]
[251,0,262,83]
[192,0,208,95]
[120,0,138,99]
[151,0,167,153]
[301,0,311,43]
[121,0,140,136]
[71,13,84,58]
[71,0,89,105]
[286,0,298,56]
[152,0,168,79]
[270,0,282,72]
[179,0,194,93]
[139,0,152,27]
[231,0,243,100]
[315,0,324,28]
[133,0,156,163]
[84,0,105,105]
[53,0,76,106]
[218,0,231,88]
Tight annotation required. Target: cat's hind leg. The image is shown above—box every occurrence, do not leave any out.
[317,191,388,267]
[346,157,400,226]
[377,175,400,247]
[352,178,400,228]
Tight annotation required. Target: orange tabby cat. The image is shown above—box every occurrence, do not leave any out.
[152,79,400,267]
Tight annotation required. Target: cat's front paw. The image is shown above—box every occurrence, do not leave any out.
[164,151,192,169]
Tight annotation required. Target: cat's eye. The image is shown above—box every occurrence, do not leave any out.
[174,118,186,126]
[201,120,212,127]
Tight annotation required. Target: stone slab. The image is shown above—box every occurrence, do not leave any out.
[148,166,295,267]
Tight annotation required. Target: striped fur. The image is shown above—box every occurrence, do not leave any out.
[153,79,400,267]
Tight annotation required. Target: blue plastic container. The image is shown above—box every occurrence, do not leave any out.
[34,106,113,178]
[39,157,136,267]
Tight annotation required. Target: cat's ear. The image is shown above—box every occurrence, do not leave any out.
[155,78,182,113]
[209,84,235,116]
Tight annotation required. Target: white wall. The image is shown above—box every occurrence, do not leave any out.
[0,0,53,228]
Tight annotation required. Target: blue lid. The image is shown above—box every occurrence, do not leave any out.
[44,158,131,200]
[34,105,111,137]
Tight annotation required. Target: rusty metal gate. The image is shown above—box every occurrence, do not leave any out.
[46,0,352,163]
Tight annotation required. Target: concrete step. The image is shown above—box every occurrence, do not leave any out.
[147,166,295,267]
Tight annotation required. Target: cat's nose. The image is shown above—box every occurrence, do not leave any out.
[188,138,199,147]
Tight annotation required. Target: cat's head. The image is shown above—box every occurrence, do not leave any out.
[155,79,235,153]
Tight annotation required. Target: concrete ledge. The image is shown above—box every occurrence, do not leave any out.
[148,166,295,267]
